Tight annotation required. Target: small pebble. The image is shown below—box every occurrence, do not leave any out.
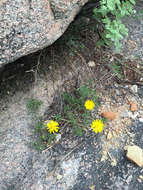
[126,175,132,184]
[56,134,61,142]
[107,131,113,140]
[137,178,142,183]
[130,112,139,120]
[139,118,143,122]
[116,89,122,96]
[111,158,117,166]
[121,110,130,118]
[112,131,117,138]
[115,129,119,135]
[139,175,143,179]
[130,103,138,112]
[88,61,95,67]
[130,85,138,93]
[57,174,63,180]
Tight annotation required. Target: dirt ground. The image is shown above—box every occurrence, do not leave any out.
[0,1,143,189]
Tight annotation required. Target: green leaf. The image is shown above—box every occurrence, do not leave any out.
[73,126,84,136]
[27,98,43,113]
[129,0,136,5]
[92,0,136,50]
[77,85,91,98]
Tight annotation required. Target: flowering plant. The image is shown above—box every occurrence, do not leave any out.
[84,99,95,111]
[46,120,59,134]
[34,85,105,147]
[91,119,104,134]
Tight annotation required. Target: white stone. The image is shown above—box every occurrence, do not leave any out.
[130,85,138,93]
[88,61,95,67]
[56,134,61,142]
[57,174,63,180]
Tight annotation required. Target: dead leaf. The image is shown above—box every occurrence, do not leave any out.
[101,111,116,120]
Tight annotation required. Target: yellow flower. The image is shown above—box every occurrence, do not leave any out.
[46,120,59,134]
[91,119,104,134]
[84,100,95,111]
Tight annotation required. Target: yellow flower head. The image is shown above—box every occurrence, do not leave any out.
[91,119,104,134]
[84,100,95,111]
[46,120,59,134]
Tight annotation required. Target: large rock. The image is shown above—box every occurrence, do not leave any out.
[125,145,143,167]
[0,0,88,67]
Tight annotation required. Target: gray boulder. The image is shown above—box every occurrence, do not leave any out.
[0,0,88,67]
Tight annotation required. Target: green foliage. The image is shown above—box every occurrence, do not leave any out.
[53,114,62,122]
[77,85,91,98]
[26,98,56,149]
[77,85,99,106]
[34,120,56,148]
[101,117,107,124]
[28,85,101,146]
[93,0,136,51]
[35,120,43,133]
[46,133,56,144]
[27,98,43,113]
[61,85,99,136]
[64,35,85,56]
[111,62,123,79]
[73,126,84,136]
[133,8,143,19]
[32,140,46,151]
